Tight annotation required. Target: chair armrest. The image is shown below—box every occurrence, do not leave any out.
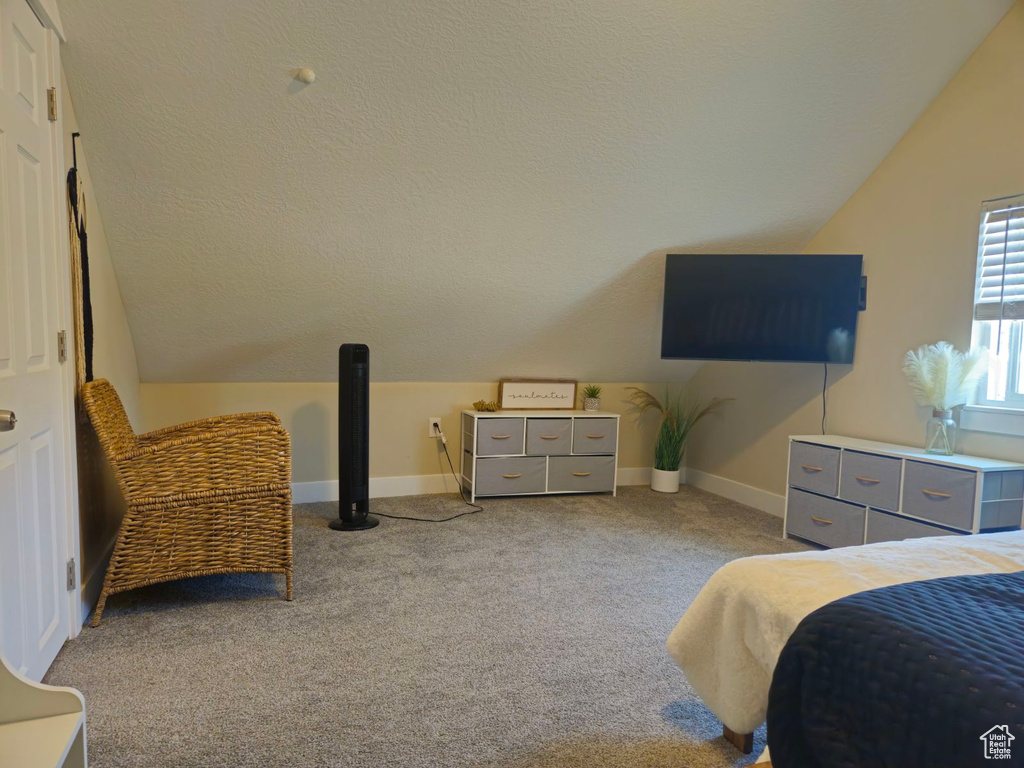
[113,423,291,502]
[137,412,282,447]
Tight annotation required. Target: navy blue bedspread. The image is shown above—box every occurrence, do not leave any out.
[767,571,1024,768]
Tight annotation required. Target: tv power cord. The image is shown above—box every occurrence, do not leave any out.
[370,422,484,523]
[821,362,828,435]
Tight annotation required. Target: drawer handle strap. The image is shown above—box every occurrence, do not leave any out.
[539,435,560,440]
[502,473,523,479]
[586,434,606,439]
[572,472,592,477]
[491,434,512,440]
[855,476,881,484]
[802,464,823,472]
[922,488,953,499]
[810,515,834,525]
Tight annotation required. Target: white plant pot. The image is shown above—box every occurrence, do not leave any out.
[583,397,601,412]
[651,468,681,494]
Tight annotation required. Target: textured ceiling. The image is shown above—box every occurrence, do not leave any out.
[58,0,1011,382]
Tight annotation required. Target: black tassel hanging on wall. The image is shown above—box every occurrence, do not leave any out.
[67,132,94,382]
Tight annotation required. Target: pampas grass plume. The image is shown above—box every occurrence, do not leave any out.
[902,342,988,411]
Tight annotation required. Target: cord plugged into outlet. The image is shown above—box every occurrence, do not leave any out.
[374,415,482,523]
[377,419,481,522]
[428,418,445,443]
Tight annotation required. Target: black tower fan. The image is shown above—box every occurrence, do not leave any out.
[330,344,379,530]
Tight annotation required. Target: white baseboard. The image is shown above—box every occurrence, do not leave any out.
[292,466,655,504]
[683,467,785,517]
[616,467,652,486]
[292,474,458,504]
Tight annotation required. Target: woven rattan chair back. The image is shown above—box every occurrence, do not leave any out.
[81,379,138,457]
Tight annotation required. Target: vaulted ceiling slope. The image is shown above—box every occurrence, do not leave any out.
[59,0,1011,382]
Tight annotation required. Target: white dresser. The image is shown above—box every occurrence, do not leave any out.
[460,410,620,503]
[785,435,1024,548]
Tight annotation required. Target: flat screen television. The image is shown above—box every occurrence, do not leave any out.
[661,254,864,363]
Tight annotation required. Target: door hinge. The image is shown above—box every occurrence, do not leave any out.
[47,87,57,122]
[66,558,76,591]
[57,330,67,363]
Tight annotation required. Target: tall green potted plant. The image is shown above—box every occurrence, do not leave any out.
[627,387,729,493]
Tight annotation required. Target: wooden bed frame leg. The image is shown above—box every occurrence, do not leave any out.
[722,725,754,754]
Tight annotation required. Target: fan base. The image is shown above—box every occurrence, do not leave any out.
[329,514,380,531]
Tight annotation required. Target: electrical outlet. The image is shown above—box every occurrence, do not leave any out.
[428,418,443,438]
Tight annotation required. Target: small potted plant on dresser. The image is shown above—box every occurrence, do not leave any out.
[627,387,729,493]
[581,384,602,411]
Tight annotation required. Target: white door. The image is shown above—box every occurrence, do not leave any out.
[0,0,71,681]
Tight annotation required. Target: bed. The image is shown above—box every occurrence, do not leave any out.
[665,530,1024,751]
[766,569,1024,767]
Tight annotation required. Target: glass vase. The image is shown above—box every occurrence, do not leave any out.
[925,409,956,455]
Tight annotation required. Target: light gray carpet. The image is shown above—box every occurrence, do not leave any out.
[46,486,809,768]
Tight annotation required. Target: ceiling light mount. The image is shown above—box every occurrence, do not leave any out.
[296,68,316,85]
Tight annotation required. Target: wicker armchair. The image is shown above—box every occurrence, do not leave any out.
[82,379,293,626]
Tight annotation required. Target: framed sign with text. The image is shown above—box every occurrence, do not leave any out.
[498,379,578,410]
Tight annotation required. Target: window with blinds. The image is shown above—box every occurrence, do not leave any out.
[972,194,1024,406]
[975,195,1024,321]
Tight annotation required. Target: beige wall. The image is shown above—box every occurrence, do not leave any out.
[59,1,1009,386]
[686,2,1024,497]
[139,382,663,484]
[62,69,141,425]
[62,69,142,585]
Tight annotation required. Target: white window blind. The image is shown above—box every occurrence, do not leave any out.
[975,194,1024,322]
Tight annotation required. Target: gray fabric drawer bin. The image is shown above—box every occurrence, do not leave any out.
[475,457,546,495]
[548,456,615,493]
[572,418,617,454]
[839,451,901,511]
[865,509,961,544]
[983,471,1024,502]
[526,418,572,455]
[788,442,840,496]
[980,500,1024,530]
[786,489,864,548]
[901,461,976,531]
[476,418,525,456]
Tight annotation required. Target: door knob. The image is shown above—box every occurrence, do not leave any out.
[0,410,16,432]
